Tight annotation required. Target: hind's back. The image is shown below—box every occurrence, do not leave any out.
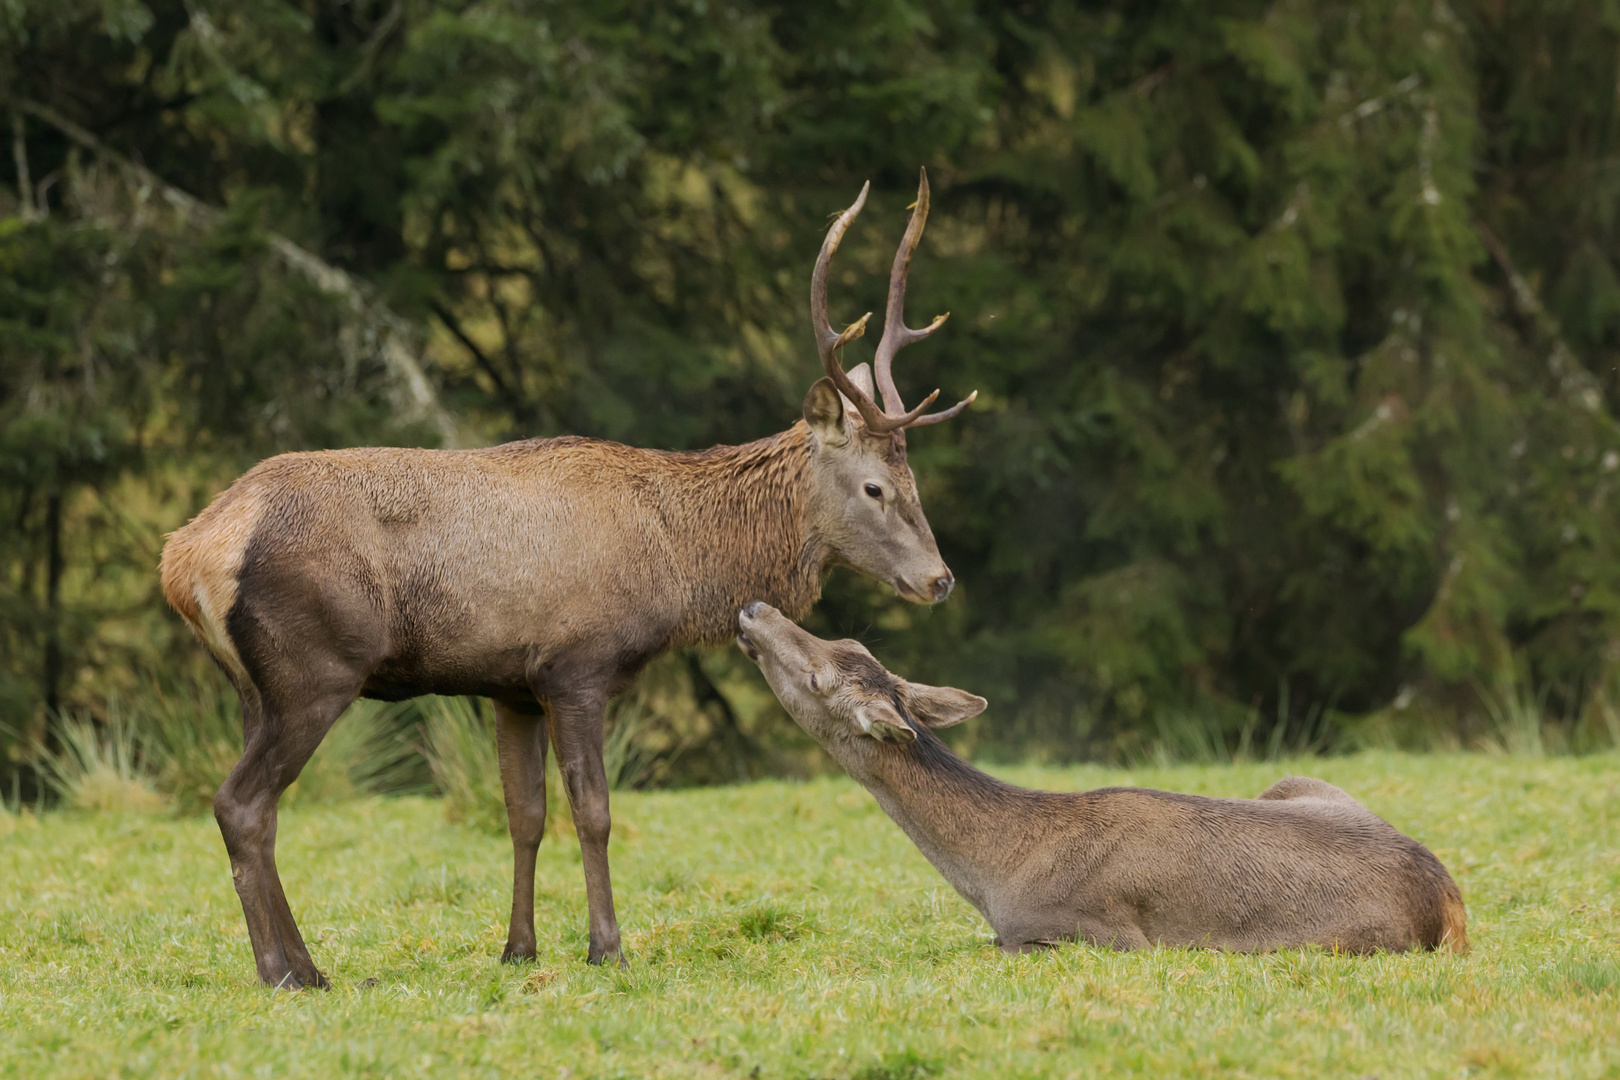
[1063,778,1466,953]
[1242,776,1467,952]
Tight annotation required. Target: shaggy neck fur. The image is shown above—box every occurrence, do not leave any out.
[653,423,830,646]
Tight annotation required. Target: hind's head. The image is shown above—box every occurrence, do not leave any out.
[736,601,985,748]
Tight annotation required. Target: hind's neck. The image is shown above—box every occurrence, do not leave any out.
[839,732,1053,916]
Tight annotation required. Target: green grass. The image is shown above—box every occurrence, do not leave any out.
[1,752,1617,1078]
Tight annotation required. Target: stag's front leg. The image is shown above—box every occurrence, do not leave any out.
[548,687,623,965]
[494,700,549,963]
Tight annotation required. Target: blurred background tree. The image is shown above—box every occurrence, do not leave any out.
[4,0,1620,793]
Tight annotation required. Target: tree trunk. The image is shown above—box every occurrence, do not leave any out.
[43,490,62,719]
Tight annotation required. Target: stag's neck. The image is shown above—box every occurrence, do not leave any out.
[839,732,1054,917]
[656,424,828,646]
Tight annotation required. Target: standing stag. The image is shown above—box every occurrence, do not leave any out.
[736,602,1469,955]
[160,170,974,988]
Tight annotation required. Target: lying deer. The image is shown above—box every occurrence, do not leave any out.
[160,171,974,988]
[736,602,1469,955]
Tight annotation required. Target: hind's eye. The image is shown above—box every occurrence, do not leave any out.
[864,483,883,499]
[809,672,820,692]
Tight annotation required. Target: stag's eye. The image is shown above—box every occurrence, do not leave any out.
[809,672,820,692]
[864,483,883,500]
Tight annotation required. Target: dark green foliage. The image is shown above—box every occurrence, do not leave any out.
[3,0,1620,781]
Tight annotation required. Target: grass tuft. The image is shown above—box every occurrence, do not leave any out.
[418,695,507,834]
[141,685,433,813]
[851,1050,944,1080]
[141,681,242,814]
[32,708,167,813]
[1541,957,1619,997]
[284,699,425,807]
[1475,673,1552,756]
[735,900,808,942]
[417,695,573,837]
[603,692,662,791]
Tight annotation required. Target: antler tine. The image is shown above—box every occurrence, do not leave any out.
[810,182,903,433]
[811,182,868,363]
[901,388,979,428]
[873,167,953,417]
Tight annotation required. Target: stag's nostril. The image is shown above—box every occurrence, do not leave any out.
[743,600,766,620]
[932,574,955,601]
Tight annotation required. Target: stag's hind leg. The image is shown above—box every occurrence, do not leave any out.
[214,682,357,989]
[495,700,550,963]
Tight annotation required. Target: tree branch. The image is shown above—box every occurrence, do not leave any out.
[9,108,39,220]
[1474,219,1545,323]
[16,97,460,446]
[337,1,404,95]
[429,297,511,397]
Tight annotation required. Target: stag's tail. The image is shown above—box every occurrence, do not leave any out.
[1437,889,1469,955]
[159,484,266,692]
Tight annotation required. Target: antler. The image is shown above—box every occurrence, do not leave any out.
[810,169,976,435]
[872,168,976,426]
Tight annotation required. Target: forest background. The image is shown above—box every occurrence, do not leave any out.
[5,0,1620,797]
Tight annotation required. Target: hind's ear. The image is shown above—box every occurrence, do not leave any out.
[902,683,987,729]
[853,699,916,743]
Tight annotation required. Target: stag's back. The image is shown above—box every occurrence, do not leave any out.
[160,439,762,697]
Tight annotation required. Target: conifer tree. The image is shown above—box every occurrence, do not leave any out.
[5,0,1620,776]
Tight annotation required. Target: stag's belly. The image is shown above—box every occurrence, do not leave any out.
[351,518,679,701]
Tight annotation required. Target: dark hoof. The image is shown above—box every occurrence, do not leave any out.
[501,944,537,965]
[269,968,332,991]
[587,947,627,968]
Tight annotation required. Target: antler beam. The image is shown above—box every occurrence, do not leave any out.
[809,169,976,436]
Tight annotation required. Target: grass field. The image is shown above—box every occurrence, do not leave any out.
[1,751,1617,1078]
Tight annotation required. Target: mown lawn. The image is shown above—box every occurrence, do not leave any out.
[1,752,1616,1079]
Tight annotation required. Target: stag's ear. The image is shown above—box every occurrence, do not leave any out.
[902,683,988,729]
[843,362,878,405]
[803,377,851,447]
[853,698,917,743]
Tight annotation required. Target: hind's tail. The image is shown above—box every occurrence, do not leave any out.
[1438,890,1469,955]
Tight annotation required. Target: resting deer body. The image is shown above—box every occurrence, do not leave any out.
[160,172,973,988]
[736,602,1468,955]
